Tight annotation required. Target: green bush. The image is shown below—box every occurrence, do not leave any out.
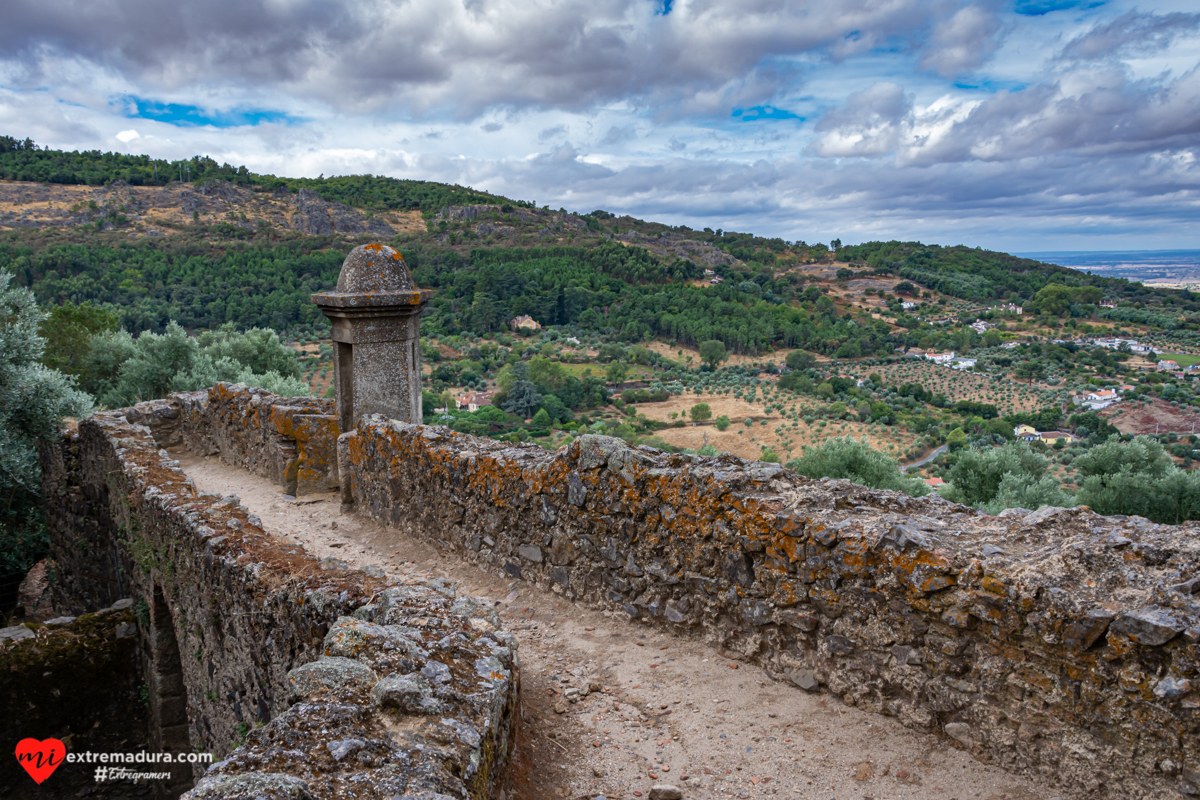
[786,437,929,497]
[85,322,309,407]
[1,271,94,576]
[1075,435,1200,524]
[942,441,1072,514]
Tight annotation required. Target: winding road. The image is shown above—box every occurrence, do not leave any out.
[900,444,947,472]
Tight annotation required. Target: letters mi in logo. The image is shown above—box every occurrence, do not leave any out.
[15,738,65,784]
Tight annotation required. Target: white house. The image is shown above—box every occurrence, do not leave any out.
[925,351,956,364]
[950,357,978,370]
[1084,389,1120,410]
[970,321,992,334]
[901,301,918,310]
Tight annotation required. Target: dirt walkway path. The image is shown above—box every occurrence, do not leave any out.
[176,453,1054,800]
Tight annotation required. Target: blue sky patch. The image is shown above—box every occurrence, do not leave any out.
[1014,0,1104,17]
[954,79,1027,92]
[732,105,802,122]
[656,0,673,16]
[118,96,297,128]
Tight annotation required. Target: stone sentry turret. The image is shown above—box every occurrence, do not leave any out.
[312,244,431,432]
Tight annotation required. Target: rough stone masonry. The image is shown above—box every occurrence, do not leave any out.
[36,401,519,800]
[336,415,1200,800]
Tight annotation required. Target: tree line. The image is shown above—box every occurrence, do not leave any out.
[0,135,527,212]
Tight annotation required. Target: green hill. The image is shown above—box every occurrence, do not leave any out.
[2,135,1197,352]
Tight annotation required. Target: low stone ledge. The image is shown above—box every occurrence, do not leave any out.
[184,584,517,800]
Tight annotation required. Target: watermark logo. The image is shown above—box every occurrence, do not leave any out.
[14,738,65,784]
[14,743,212,785]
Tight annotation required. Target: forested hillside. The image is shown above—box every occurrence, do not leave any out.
[3,135,1199,358]
[838,240,1200,311]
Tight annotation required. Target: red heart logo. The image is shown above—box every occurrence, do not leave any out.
[14,738,66,784]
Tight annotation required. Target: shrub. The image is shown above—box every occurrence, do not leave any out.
[786,437,929,497]
[1,271,94,576]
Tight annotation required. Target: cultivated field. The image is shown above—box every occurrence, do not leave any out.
[634,391,921,463]
[872,361,1052,415]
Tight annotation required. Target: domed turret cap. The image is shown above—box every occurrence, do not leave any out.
[336,244,414,293]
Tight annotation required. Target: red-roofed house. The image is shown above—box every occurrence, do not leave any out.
[456,392,493,412]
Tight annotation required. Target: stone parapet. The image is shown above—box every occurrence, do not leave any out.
[119,385,341,497]
[38,401,516,798]
[342,419,1200,799]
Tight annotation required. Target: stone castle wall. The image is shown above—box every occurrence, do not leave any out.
[338,413,1200,799]
[38,383,1200,798]
[38,394,517,799]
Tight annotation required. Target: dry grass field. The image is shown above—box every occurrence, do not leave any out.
[641,340,799,368]
[633,391,922,462]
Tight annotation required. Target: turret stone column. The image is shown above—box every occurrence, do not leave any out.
[312,244,431,432]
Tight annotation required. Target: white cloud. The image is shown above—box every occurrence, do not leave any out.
[919,4,1004,77]
[0,1,1196,250]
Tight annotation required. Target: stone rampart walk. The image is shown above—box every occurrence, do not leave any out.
[176,452,1054,800]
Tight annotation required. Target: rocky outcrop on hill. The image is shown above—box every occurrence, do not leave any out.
[292,188,395,236]
[617,229,739,267]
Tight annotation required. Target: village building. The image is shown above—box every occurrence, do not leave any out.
[1083,389,1120,410]
[456,391,494,412]
[1014,424,1038,441]
[1038,430,1077,445]
[510,315,541,332]
[924,477,945,487]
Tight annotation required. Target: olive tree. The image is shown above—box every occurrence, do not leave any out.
[0,271,93,575]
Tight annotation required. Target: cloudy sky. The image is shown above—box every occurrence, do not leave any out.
[2,0,1198,251]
